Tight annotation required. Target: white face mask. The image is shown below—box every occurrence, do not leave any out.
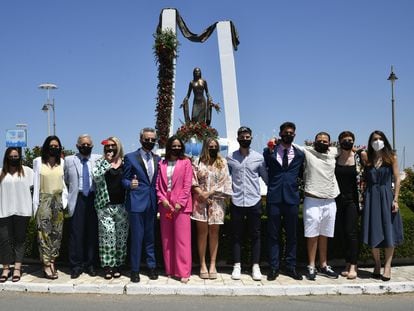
[371,139,385,151]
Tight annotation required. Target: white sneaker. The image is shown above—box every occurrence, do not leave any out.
[252,264,262,281]
[231,264,241,280]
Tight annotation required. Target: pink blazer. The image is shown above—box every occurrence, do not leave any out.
[156,157,193,213]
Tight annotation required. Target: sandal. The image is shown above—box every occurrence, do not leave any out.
[199,269,209,279]
[0,267,11,283]
[12,268,22,282]
[112,267,121,278]
[104,267,113,280]
[50,260,58,277]
[43,265,58,280]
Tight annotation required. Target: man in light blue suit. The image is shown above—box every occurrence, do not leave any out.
[64,134,101,279]
[122,127,160,283]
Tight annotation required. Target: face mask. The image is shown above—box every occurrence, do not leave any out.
[340,141,353,151]
[314,141,329,153]
[171,149,181,157]
[281,135,294,145]
[209,149,219,158]
[49,147,61,157]
[78,146,92,156]
[371,139,385,152]
[7,158,20,167]
[238,139,251,149]
[104,148,117,156]
[142,141,155,151]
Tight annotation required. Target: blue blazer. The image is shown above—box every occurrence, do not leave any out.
[122,149,160,213]
[263,145,304,207]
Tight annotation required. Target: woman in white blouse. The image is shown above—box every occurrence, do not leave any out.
[0,147,34,282]
[33,136,68,280]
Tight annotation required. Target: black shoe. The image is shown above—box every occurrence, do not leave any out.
[267,269,279,281]
[318,265,338,279]
[148,268,158,280]
[112,267,121,278]
[86,266,97,277]
[284,268,303,280]
[306,265,316,281]
[104,267,113,280]
[71,269,82,279]
[381,275,391,282]
[130,271,140,283]
[371,272,382,279]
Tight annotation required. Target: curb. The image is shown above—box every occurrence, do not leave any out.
[2,281,414,296]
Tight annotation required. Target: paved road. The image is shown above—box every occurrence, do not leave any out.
[1,292,414,311]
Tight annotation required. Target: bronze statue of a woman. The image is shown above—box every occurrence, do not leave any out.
[181,67,214,126]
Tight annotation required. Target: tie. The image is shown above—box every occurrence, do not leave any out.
[283,149,288,169]
[145,152,153,181]
[82,158,90,196]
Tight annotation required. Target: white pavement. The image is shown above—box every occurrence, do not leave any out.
[1,265,414,296]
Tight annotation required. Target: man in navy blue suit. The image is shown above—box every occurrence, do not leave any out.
[264,122,304,281]
[122,127,160,283]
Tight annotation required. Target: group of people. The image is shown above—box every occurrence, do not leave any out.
[0,123,403,284]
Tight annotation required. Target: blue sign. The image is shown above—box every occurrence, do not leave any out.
[6,129,27,147]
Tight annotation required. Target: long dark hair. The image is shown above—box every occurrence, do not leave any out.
[0,147,24,183]
[165,135,186,160]
[366,130,395,167]
[41,135,62,165]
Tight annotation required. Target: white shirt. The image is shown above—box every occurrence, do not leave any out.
[0,166,34,217]
[302,146,340,199]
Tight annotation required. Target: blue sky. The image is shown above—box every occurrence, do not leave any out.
[1,0,413,168]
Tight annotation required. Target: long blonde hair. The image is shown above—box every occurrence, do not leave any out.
[199,137,225,169]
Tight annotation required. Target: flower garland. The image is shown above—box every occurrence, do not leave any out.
[176,121,218,143]
[153,29,179,148]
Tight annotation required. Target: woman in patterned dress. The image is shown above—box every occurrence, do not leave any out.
[191,137,232,279]
[92,137,129,280]
[33,136,68,280]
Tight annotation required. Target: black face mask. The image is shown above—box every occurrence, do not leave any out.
[340,141,353,151]
[238,139,251,149]
[209,149,219,158]
[171,149,181,157]
[49,147,61,157]
[7,158,20,167]
[142,141,155,151]
[78,146,92,156]
[104,148,117,156]
[281,135,294,145]
[314,141,329,153]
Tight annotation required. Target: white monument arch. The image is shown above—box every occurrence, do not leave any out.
[160,8,241,153]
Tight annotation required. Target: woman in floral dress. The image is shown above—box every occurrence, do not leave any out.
[192,137,232,279]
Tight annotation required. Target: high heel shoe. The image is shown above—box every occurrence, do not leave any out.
[43,265,58,280]
[12,268,22,282]
[104,267,113,280]
[50,260,58,277]
[180,277,189,284]
[0,268,11,283]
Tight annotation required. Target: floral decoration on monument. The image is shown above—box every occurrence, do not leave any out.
[176,121,219,143]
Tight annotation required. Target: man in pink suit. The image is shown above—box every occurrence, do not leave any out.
[156,136,193,283]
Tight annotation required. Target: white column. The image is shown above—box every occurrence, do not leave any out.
[217,21,240,153]
[161,9,177,137]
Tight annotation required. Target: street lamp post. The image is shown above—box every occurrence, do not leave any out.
[387,66,398,151]
[39,83,58,135]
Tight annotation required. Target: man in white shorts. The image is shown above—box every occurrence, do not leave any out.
[299,132,339,280]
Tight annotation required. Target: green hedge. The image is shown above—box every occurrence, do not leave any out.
[24,202,414,267]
